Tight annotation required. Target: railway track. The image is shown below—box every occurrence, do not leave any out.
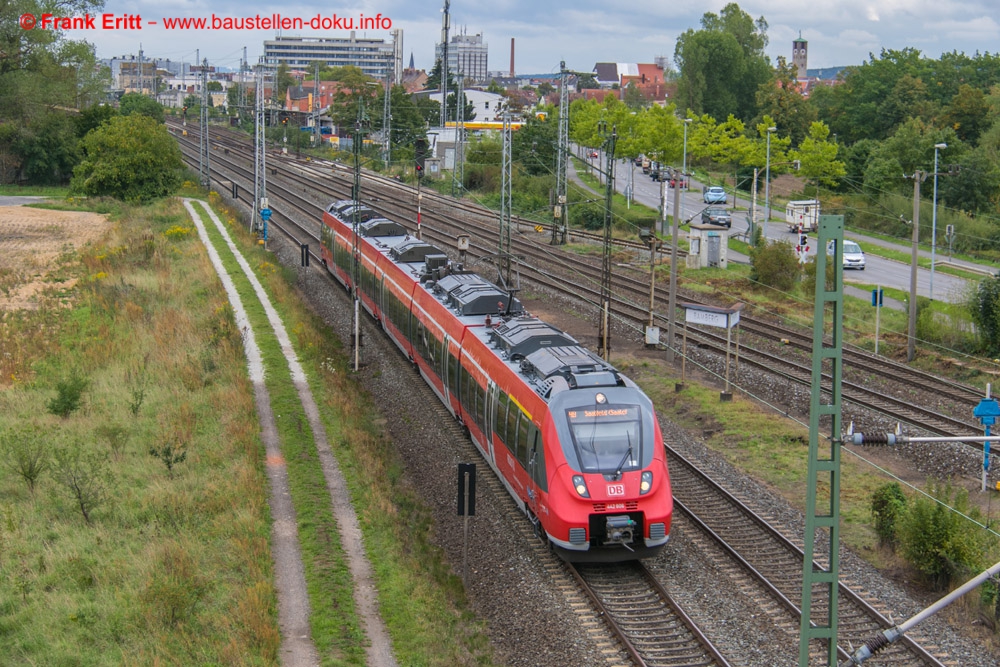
[665,447,948,666]
[169,120,962,666]
[170,120,989,442]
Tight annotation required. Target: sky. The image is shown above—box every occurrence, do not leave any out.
[54,0,1000,74]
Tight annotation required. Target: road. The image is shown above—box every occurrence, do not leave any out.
[572,155,980,305]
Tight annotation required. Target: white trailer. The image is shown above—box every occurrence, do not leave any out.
[786,200,820,232]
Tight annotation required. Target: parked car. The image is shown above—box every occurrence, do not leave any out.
[827,240,866,270]
[701,206,732,228]
[703,186,727,204]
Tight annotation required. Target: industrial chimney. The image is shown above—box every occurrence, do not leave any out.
[510,38,515,77]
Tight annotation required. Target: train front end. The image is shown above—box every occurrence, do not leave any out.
[543,385,672,562]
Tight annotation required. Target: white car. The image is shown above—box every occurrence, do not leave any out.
[827,240,866,270]
[703,186,727,204]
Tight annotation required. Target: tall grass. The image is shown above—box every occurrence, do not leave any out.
[0,197,277,664]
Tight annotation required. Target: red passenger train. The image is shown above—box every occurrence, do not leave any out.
[320,200,672,561]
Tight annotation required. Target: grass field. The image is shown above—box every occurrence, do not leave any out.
[0,192,495,666]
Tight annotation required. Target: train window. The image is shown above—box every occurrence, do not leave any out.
[564,404,642,475]
[495,392,509,442]
[505,400,519,455]
[461,367,474,415]
[475,384,487,433]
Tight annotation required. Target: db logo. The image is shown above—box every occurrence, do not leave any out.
[607,484,625,496]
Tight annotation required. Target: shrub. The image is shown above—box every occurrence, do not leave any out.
[970,275,1000,355]
[71,114,183,203]
[0,426,49,496]
[52,445,111,525]
[95,423,130,461]
[898,481,988,590]
[749,239,799,291]
[46,372,89,418]
[870,482,907,549]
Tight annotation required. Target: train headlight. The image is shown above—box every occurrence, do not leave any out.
[640,471,653,495]
[571,475,590,498]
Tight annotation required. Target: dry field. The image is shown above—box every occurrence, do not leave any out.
[0,205,110,310]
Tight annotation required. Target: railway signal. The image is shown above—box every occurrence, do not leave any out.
[796,233,809,264]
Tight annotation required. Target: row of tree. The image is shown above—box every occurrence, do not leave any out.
[671,3,1000,215]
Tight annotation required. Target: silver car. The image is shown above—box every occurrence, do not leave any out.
[827,240,866,270]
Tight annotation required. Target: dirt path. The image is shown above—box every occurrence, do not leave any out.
[185,199,397,667]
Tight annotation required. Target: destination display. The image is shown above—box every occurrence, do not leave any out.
[566,405,639,422]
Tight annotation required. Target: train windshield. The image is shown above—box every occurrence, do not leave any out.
[565,404,642,474]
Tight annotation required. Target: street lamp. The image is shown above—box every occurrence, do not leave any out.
[764,126,776,241]
[931,142,947,300]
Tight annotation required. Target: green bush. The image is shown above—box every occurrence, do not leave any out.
[870,482,907,549]
[46,372,89,418]
[970,275,1000,355]
[749,239,799,291]
[71,114,183,203]
[898,481,989,590]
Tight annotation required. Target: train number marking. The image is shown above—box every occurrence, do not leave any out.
[607,484,625,496]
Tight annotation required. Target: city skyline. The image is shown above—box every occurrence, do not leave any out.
[63,0,1000,76]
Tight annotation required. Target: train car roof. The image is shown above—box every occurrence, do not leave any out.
[327,201,624,401]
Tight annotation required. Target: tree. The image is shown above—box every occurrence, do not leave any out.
[72,114,183,202]
[53,445,111,525]
[328,66,379,128]
[754,57,816,147]
[536,81,555,97]
[119,92,165,123]
[1,426,49,496]
[791,121,846,198]
[274,62,295,100]
[370,85,428,155]
[0,0,107,184]
[674,3,771,122]
[205,80,223,93]
[512,109,558,176]
[575,74,599,91]
[622,82,645,109]
[75,104,118,138]
[970,275,1000,354]
[942,83,990,143]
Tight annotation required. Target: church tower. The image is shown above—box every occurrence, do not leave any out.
[792,32,807,79]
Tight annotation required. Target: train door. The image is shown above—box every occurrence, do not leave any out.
[526,424,546,535]
[485,382,498,462]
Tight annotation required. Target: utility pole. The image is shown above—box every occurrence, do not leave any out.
[137,44,143,96]
[667,170,681,363]
[351,100,370,372]
[499,106,513,289]
[313,60,320,147]
[240,47,248,123]
[199,58,210,189]
[553,61,570,245]
[381,70,392,168]
[907,170,927,362]
[597,122,617,362]
[252,58,267,234]
[440,0,450,133]
[453,71,465,197]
